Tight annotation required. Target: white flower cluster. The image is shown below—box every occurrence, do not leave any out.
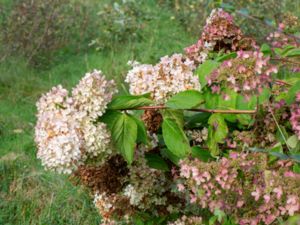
[72,70,117,119]
[35,70,116,174]
[123,184,144,206]
[186,127,208,144]
[125,54,200,104]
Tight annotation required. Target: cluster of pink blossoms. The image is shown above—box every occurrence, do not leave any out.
[177,152,300,225]
[35,70,117,173]
[185,9,255,64]
[290,92,300,140]
[267,14,299,49]
[207,50,277,100]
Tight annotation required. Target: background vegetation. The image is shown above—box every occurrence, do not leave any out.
[0,0,299,224]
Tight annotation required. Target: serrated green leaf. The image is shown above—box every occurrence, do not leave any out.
[161,109,184,128]
[111,113,137,164]
[145,153,170,171]
[99,110,123,130]
[162,118,190,158]
[191,146,213,162]
[208,114,228,143]
[129,115,148,145]
[195,60,220,87]
[166,90,204,109]
[207,114,228,156]
[207,126,220,156]
[108,95,153,110]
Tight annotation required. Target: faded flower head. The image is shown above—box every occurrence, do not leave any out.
[185,9,256,64]
[72,70,117,120]
[125,54,200,104]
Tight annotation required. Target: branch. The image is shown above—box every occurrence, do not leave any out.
[135,106,256,114]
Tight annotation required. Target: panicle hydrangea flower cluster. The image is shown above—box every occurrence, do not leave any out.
[207,50,277,100]
[35,70,116,174]
[177,152,300,225]
[125,54,200,104]
[290,92,300,140]
[35,85,83,174]
[72,70,117,119]
[185,8,255,64]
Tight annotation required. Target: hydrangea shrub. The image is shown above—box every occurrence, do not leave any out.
[35,8,300,225]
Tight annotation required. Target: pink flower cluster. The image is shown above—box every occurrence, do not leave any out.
[185,9,254,64]
[207,50,277,100]
[178,152,300,225]
[290,92,300,140]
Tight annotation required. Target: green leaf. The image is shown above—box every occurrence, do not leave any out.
[287,135,299,149]
[195,60,220,87]
[162,118,190,158]
[286,80,300,104]
[129,115,148,145]
[207,114,228,156]
[161,109,184,128]
[108,95,153,110]
[99,110,123,130]
[260,43,271,56]
[203,89,219,109]
[166,90,204,109]
[293,163,300,174]
[185,112,211,129]
[207,126,221,156]
[216,52,237,62]
[160,148,180,165]
[284,48,300,57]
[191,146,213,162]
[208,114,228,143]
[268,142,283,163]
[111,113,137,164]
[145,153,170,171]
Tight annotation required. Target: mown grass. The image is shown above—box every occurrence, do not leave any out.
[0,1,196,224]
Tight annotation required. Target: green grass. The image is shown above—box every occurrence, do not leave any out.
[0,1,196,224]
